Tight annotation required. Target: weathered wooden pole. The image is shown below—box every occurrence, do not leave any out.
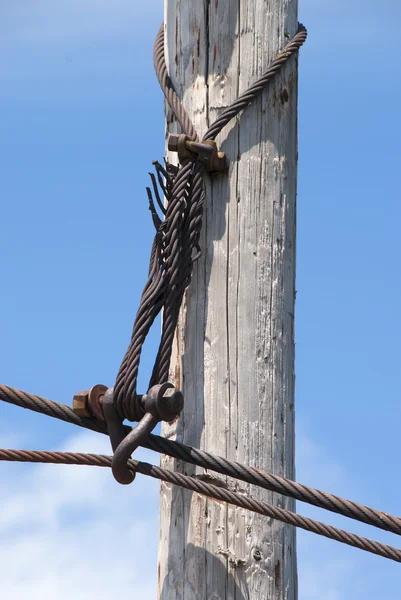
[158,1,299,598]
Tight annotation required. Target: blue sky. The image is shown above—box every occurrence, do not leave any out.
[1,1,401,598]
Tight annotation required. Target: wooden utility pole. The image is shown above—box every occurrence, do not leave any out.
[158,1,299,598]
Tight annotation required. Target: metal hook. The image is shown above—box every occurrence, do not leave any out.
[111,412,158,485]
[102,387,137,485]
[106,383,184,485]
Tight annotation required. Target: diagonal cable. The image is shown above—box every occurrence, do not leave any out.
[1,384,400,537]
[0,448,400,564]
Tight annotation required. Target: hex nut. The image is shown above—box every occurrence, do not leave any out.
[167,133,180,152]
[142,383,184,422]
[72,390,90,417]
[162,386,184,420]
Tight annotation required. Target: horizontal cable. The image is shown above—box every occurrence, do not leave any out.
[1,384,401,537]
[0,447,400,564]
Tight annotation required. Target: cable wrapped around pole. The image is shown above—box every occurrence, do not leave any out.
[111,22,307,426]
[153,25,197,140]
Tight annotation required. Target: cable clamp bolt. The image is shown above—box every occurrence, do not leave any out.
[72,384,108,419]
[168,133,227,172]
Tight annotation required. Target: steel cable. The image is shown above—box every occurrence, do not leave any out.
[113,23,307,425]
[1,384,400,538]
[153,24,197,140]
[0,447,400,564]
[204,23,307,141]
[113,157,205,420]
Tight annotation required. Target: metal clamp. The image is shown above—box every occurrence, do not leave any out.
[74,383,184,485]
[111,383,183,485]
[101,387,136,484]
[168,133,227,172]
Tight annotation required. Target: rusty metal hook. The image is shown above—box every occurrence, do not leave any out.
[101,387,138,483]
[111,412,158,484]
[104,383,184,485]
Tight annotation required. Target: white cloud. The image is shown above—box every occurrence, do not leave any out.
[296,426,401,600]
[296,427,358,599]
[298,554,352,600]
[0,425,398,599]
[0,431,159,600]
[296,426,350,494]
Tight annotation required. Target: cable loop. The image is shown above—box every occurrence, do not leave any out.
[111,22,307,428]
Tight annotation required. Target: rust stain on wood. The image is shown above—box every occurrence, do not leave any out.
[280,88,289,104]
[274,559,281,600]
[197,27,201,58]
[174,13,178,76]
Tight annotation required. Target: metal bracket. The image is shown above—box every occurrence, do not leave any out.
[102,387,136,484]
[168,133,227,173]
[111,383,183,484]
[73,383,184,485]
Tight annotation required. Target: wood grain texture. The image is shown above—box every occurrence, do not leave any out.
[159,1,299,597]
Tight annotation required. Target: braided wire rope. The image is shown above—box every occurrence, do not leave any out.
[112,22,307,425]
[0,447,400,564]
[1,384,400,538]
[204,24,307,141]
[112,158,205,421]
[153,24,197,140]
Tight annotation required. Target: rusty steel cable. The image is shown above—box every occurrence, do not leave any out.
[0,447,400,564]
[153,24,197,140]
[150,160,205,386]
[112,157,205,425]
[111,23,307,436]
[1,384,401,538]
[111,22,209,426]
[204,23,308,141]
[154,22,307,144]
